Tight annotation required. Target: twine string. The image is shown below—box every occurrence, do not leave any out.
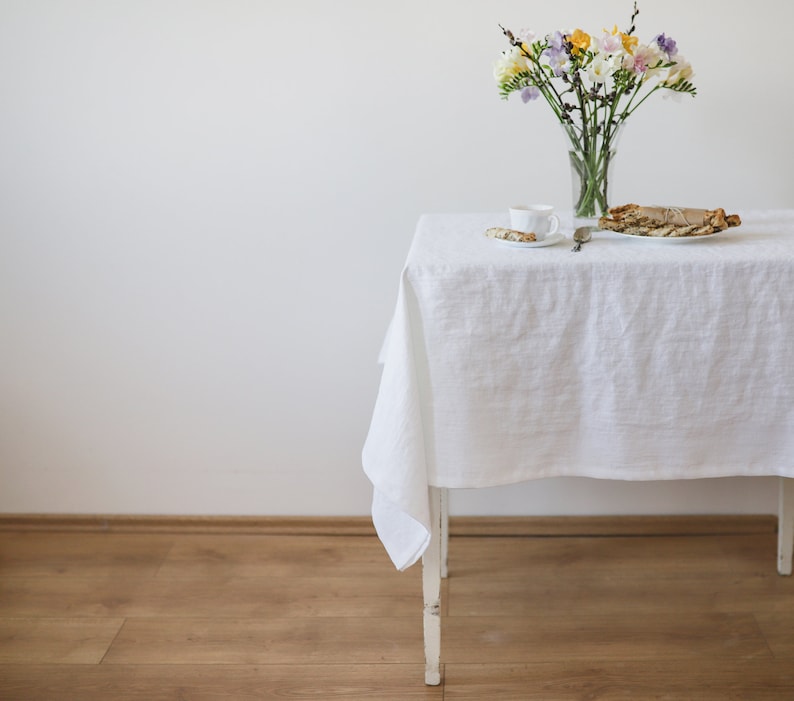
[652,206,694,226]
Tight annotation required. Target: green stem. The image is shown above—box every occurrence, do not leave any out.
[562,80,622,219]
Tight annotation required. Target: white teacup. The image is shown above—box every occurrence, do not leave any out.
[509,205,560,241]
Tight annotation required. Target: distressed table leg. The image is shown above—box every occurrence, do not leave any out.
[422,486,443,685]
[778,477,794,576]
[440,487,449,579]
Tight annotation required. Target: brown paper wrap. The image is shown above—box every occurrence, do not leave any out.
[599,204,741,237]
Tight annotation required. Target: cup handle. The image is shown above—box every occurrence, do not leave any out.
[548,214,560,235]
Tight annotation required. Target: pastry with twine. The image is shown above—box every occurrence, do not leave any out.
[485,227,537,243]
[599,204,741,237]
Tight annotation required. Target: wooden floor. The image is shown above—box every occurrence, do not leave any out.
[1,518,794,699]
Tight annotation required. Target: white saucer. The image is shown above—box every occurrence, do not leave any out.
[496,232,565,248]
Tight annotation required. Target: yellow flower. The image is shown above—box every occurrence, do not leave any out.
[568,29,591,56]
[621,32,638,54]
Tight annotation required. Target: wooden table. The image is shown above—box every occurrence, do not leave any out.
[362,210,794,684]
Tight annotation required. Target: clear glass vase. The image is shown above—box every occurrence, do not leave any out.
[561,122,624,227]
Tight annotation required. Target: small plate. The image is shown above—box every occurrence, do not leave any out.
[612,230,725,243]
[496,232,565,248]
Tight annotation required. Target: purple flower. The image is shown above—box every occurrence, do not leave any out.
[654,33,678,57]
[547,49,570,76]
[542,33,570,77]
[547,30,565,52]
[520,86,541,103]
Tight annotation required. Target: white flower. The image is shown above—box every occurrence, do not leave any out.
[621,53,637,72]
[630,42,665,79]
[664,55,694,85]
[515,28,535,44]
[493,46,528,84]
[587,53,617,84]
[596,30,623,55]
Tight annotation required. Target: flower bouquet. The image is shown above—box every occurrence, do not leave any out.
[494,3,696,221]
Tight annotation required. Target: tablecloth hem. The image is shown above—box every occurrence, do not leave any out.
[428,466,794,490]
[370,488,430,571]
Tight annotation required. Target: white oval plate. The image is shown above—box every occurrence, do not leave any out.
[495,232,565,248]
[612,230,725,243]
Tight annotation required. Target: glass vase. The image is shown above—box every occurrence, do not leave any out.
[561,122,623,227]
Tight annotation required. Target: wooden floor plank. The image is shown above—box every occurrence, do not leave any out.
[753,612,794,659]
[447,568,794,617]
[0,533,174,578]
[155,534,407,579]
[443,660,794,700]
[0,577,148,618]
[102,617,424,665]
[440,613,772,663]
[446,533,779,579]
[0,664,442,700]
[0,575,437,619]
[0,618,124,664]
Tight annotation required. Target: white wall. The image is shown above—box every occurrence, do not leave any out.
[1,0,791,517]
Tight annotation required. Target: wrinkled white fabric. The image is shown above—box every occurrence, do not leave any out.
[362,211,794,570]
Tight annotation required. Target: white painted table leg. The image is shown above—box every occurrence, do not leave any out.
[422,486,443,685]
[778,477,794,576]
[440,487,449,579]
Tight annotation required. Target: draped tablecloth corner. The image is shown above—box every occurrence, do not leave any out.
[362,268,432,570]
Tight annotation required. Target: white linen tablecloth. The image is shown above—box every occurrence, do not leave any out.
[362,210,794,570]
